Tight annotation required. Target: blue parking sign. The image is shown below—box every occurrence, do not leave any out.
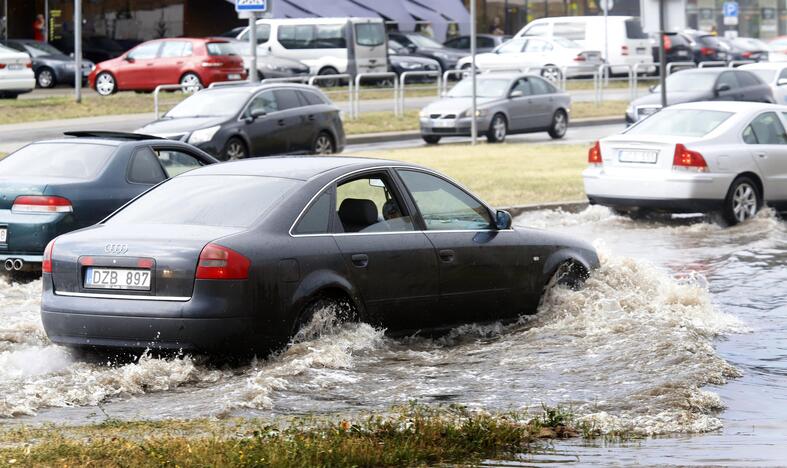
[723,1,739,18]
[236,0,267,12]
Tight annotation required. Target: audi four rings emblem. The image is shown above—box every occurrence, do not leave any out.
[104,244,128,255]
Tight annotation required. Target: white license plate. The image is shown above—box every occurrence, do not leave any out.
[228,74,241,80]
[8,64,23,70]
[637,47,647,54]
[619,149,658,164]
[677,51,688,56]
[85,267,151,291]
[432,119,454,128]
[0,228,6,243]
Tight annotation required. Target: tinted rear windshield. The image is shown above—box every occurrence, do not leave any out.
[627,109,733,137]
[206,42,238,56]
[625,19,647,39]
[355,23,385,47]
[106,175,299,228]
[0,143,114,179]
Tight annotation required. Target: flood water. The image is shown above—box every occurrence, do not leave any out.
[0,207,785,465]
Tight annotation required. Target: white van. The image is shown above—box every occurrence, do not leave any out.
[513,16,654,74]
[236,17,388,79]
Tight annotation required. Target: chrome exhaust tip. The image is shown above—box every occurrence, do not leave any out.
[12,259,23,271]
[4,259,14,271]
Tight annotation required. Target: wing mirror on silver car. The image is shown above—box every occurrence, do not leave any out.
[509,90,524,99]
[715,83,731,95]
[495,210,513,230]
[778,78,787,86]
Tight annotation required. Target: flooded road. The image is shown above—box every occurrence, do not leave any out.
[0,207,785,464]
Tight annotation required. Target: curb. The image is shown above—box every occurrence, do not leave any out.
[502,201,589,218]
[345,117,622,146]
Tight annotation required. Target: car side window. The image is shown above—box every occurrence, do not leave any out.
[160,41,189,58]
[497,39,525,54]
[736,71,760,87]
[779,69,787,81]
[745,112,787,145]
[274,89,302,111]
[510,78,532,96]
[335,174,414,233]
[154,149,205,178]
[299,90,325,106]
[129,147,166,184]
[248,90,278,115]
[529,77,553,95]
[523,23,549,36]
[398,170,493,231]
[294,190,333,235]
[717,72,740,90]
[478,37,495,48]
[127,42,160,60]
[524,38,550,53]
[240,24,271,43]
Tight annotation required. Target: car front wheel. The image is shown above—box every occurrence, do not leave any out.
[422,135,441,144]
[722,176,761,225]
[95,72,116,96]
[36,67,56,88]
[487,113,507,143]
[222,137,248,161]
[548,109,568,139]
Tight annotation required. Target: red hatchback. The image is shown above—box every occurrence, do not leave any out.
[88,38,246,96]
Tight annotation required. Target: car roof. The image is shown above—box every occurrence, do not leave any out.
[198,82,321,94]
[741,62,787,70]
[190,156,421,181]
[670,101,787,113]
[674,68,741,76]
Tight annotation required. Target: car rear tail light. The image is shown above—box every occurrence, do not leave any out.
[700,47,714,56]
[42,239,55,273]
[0,63,6,69]
[663,35,672,51]
[621,45,629,56]
[573,54,586,62]
[138,258,154,269]
[588,141,603,165]
[742,51,752,58]
[196,243,250,280]
[25,62,32,68]
[672,144,708,172]
[12,196,73,213]
[201,60,224,68]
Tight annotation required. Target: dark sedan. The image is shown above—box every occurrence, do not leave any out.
[719,37,769,62]
[388,32,466,72]
[41,157,599,353]
[625,68,773,123]
[137,83,345,159]
[444,34,512,54]
[681,30,728,63]
[0,39,95,88]
[389,39,440,80]
[650,33,693,68]
[0,132,217,273]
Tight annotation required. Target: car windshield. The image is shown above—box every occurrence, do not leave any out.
[106,175,299,228]
[165,89,251,118]
[552,37,580,48]
[0,143,114,179]
[407,34,444,49]
[653,72,718,92]
[206,42,238,56]
[748,69,776,83]
[626,109,733,137]
[22,42,63,57]
[448,79,510,98]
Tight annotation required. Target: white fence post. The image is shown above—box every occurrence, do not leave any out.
[354,72,399,117]
[153,83,197,119]
[399,71,441,117]
[307,74,353,119]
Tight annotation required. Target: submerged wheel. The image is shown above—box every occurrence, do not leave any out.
[486,113,507,143]
[548,109,568,139]
[292,295,357,341]
[722,176,761,225]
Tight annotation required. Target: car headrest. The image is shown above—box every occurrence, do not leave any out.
[339,198,378,229]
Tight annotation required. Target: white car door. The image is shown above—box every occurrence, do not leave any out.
[743,111,787,201]
[522,38,553,72]
[478,39,528,70]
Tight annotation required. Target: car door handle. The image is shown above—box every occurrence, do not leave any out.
[351,254,369,268]
[438,249,455,263]
[308,114,315,121]
[757,152,768,159]
[277,119,286,126]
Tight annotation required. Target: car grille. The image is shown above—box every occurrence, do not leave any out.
[430,114,457,119]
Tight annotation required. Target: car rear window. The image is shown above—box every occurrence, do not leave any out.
[625,19,648,39]
[206,42,238,56]
[355,23,385,47]
[0,143,114,179]
[626,109,733,137]
[106,175,299,228]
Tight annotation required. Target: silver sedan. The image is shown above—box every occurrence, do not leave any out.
[419,73,571,144]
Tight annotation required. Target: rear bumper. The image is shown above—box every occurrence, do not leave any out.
[200,69,247,86]
[588,196,722,212]
[420,116,492,136]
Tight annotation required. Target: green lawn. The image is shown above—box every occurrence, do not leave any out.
[353,142,588,207]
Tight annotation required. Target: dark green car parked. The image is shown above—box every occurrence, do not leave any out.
[0,132,218,273]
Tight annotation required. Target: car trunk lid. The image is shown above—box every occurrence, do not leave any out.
[0,178,48,210]
[599,136,703,175]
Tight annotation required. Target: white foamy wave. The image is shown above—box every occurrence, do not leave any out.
[0,278,48,350]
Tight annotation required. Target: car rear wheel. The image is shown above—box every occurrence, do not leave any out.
[95,72,116,96]
[0,92,19,99]
[180,72,203,93]
[36,67,56,88]
[312,132,335,155]
[292,295,357,342]
[318,67,340,87]
[723,176,761,225]
[487,113,507,143]
[548,109,568,139]
[422,135,441,144]
[541,65,562,83]
[222,137,248,161]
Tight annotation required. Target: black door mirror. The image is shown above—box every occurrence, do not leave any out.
[124,55,135,63]
[407,44,417,53]
[715,83,731,95]
[247,108,266,122]
[495,210,512,230]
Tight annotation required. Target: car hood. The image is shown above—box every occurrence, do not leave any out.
[421,97,500,115]
[137,117,230,136]
[391,54,440,66]
[420,47,466,59]
[631,90,712,107]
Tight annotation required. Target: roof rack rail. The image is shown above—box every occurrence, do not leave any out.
[63,131,163,141]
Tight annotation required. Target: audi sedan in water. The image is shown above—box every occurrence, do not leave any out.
[0,132,217,273]
[584,101,787,225]
[41,157,599,353]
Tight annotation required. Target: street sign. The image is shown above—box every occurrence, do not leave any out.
[639,0,687,33]
[723,1,739,26]
[236,0,267,12]
[600,0,614,12]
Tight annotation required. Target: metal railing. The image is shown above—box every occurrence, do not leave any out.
[399,71,441,116]
[208,80,250,89]
[728,60,755,68]
[308,74,354,119]
[666,61,696,75]
[698,61,727,68]
[153,84,195,119]
[442,69,468,95]
[355,72,400,118]
[260,76,310,84]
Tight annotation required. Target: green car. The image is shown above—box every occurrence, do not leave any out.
[0,132,217,273]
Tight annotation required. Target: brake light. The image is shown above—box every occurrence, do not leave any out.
[621,45,629,56]
[573,54,586,62]
[663,35,672,51]
[25,62,32,68]
[0,64,6,69]
[201,60,223,68]
[12,196,73,213]
[196,243,250,280]
[42,239,55,273]
[742,51,752,58]
[588,141,603,165]
[700,47,714,56]
[672,144,708,172]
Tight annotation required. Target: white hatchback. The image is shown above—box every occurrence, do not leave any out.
[583,101,787,225]
[0,44,34,99]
